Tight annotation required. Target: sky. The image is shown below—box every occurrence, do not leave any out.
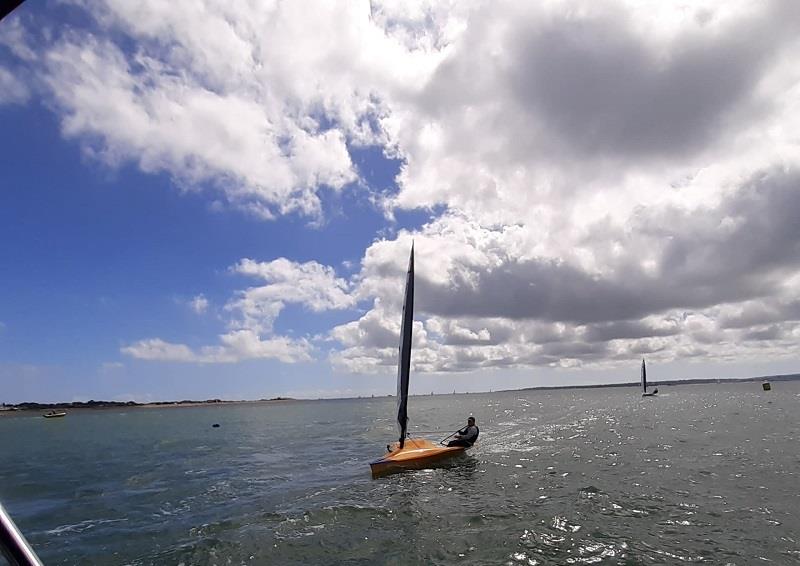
[1,0,800,403]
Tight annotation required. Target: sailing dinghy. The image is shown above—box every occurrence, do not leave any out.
[370,246,468,477]
[641,358,658,397]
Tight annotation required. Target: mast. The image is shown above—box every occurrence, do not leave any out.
[0,501,43,566]
[641,358,647,393]
[396,245,414,448]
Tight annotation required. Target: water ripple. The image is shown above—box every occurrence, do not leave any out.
[1,383,799,564]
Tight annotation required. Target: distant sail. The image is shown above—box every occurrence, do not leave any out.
[396,245,414,448]
[641,358,647,393]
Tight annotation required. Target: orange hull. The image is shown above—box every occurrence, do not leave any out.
[370,438,466,477]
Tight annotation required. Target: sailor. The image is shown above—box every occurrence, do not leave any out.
[447,416,479,447]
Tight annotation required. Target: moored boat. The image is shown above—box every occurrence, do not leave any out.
[42,411,67,418]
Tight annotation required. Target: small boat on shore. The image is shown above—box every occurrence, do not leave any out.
[369,245,468,477]
[42,411,67,418]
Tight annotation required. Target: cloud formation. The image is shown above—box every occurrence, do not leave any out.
[123,258,353,364]
[0,66,28,104]
[5,1,800,374]
[331,166,800,372]
[121,332,312,364]
[189,295,209,315]
[2,0,452,219]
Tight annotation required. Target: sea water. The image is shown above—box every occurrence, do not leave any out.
[1,381,799,565]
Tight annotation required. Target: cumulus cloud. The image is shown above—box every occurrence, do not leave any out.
[226,258,355,333]
[322,0,800,374]
[505,2,793,160]
[189,294,209,314]
[2,0,452,219]
[330,165,800,372]
[123,258,354,363]
[121,332,313,364]
[6,1,800,375]
[40,35,356,218]
[390,1,800,222]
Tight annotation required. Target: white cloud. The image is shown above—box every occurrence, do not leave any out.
[233,258,354,310]
[329,171,800,371]
[123,258,354,364]
[0,15,37,62]
[41,35,357,217]
[122,338,195,362]
[7,1,800,376]
[385,1,800,229]
[227,258,355,334]
[189,294,209,315]
[121,332,312,364]
[10,0,455,219]
[0,66,28,105]
[318,1,800,373]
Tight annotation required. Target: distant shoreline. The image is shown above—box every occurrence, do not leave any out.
[502,372,800,393]
[2,372,797,413]
[0,397,297,415]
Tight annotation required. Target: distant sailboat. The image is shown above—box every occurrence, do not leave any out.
[369,245,470,476]
[641,358,658,397]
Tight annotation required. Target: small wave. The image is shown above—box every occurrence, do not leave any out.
[46,517,128,535]
[551,515,582,532]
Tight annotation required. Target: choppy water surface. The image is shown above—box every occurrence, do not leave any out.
[2,382,799,565]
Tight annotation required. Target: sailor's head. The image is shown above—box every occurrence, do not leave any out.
[467,416,475,425]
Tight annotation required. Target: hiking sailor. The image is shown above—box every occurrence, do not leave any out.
[447,416,479,447]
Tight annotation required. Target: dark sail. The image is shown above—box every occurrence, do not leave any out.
[396,245,414,448]
[641,358,647,393]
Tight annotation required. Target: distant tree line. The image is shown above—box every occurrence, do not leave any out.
[0,398,301,409]
[3,399,226,410]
